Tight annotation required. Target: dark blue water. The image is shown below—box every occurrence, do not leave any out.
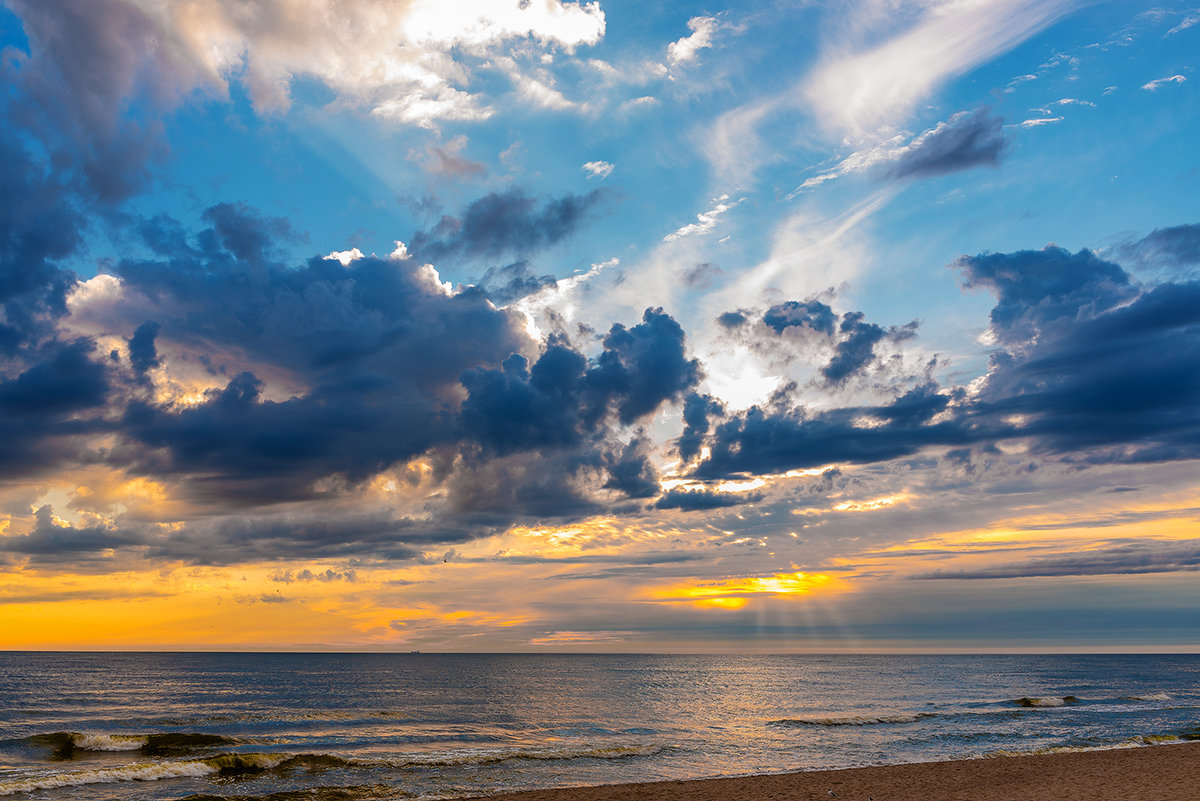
[0,653,1197,800]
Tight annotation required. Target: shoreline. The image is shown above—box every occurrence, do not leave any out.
[466,741,1200,801]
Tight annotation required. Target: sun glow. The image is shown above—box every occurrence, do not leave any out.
[650,571,845,608]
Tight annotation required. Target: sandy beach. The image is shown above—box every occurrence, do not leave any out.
[470,742,1200,801]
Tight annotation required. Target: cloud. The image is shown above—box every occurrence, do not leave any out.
[5,0,606,134]
[802,0,1079,136]
[409,188,608,261]
[1020,116,1064,127]
[1166,14,1200,36]
[459,308,700,455]
[667,16,719,64]
[3,0,193,202]
[663,195,743,241]
[763,300,837,336]
[917,538,1200,579]
[0,505,143,562]
[475,261,558,305]
[822,311,886,384]
[798,109,1005,189]
[1116,223,1200,271]
[883,109,1005,179]
[655,488,760,510]
[1142,75,1187,91]
[690,243,1200,478]
[126,321,161,378]
[583,160,614,179]
[956,244,1133,346]
[0,340,111,480]
[424,136,487,180]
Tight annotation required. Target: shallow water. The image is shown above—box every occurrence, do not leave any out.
[1,653,1197,800]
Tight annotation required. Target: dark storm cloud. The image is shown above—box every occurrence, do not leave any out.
[692,246,1200,478]
[459,309,699,456]
[821,311,885,383]
[762,299,836,335]
[956,245,1134,345]
[407,188,608,261]
[654,488,761,510]
[0,340,111,479]
[0,505,144,562]
[677,393,724,462]
[916,538,1200,579]
[716,310,748,329]
[1116,223,1200,271]
[883,109,1005,180]
[603,436,660,499]
[0,131,82,350]
[85,204,698,531]
[475,261,557,304]
[692,392,974,479]
[127,321,160,377]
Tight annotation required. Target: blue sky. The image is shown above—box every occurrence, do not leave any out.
[0,0,1198,651]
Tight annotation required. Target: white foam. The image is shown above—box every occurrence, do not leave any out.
[0,753,287,797]
[0,761,214,796]
[72,733,148,751]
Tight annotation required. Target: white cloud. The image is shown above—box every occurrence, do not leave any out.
[1050,97,1095,107]
[582,160,614,179]
[1166,14,1199,36]
[803,0,1080,138]
[516,76,580,110]
[663,195,744,242]
[1020,116,1064,127]
[130,0,605,126]
[1142,75,1187,91]
[324,248,365,266]
[667,15,719,64]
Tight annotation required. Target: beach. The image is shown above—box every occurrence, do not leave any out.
[471,742,1200,801]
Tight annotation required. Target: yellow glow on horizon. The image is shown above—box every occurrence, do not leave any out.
[649,571,845,608]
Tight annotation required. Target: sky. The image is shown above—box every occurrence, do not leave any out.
[0,0,1198,652]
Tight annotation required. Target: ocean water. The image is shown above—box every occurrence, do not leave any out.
[1,653,1198,801]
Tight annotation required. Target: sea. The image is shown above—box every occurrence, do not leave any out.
[1,653,1197,801]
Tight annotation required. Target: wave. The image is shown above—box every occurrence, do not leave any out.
[769,713,935,727]
[984,733,1188,759]
[1123,692,1172,702]
[19,731,237,760]
[1007,696,1079,708]
[179,785,402,801]
[384,743,660,768]
[0,744,655,797]
[0,753,289,797]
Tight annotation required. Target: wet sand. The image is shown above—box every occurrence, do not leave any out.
[469,741,1200,801]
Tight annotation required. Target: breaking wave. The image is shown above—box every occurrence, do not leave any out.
[984,733,1189,758]
[0,753,291,796]
[179,785,403,801]
[769,713,936,727]
[21,731,237,759]
[1007,696,1079,708]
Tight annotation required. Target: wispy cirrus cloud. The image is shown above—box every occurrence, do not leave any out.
[802,0,1081,138]
[663,195,744,242]
[1142,74,1187,91]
